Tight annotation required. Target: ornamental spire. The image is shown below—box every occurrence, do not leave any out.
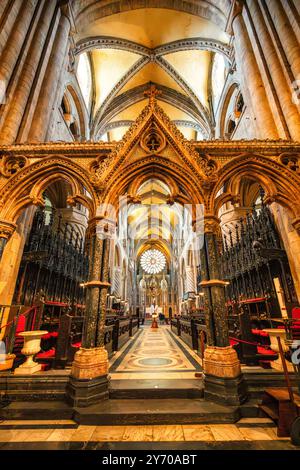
[144,84,162,106]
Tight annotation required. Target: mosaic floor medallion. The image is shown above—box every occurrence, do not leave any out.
[110,325,202,375]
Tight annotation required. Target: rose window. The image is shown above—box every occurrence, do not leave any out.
[140,249,166,274]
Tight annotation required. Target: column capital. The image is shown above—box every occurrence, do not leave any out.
[193,214,221,235]
[87,216,116,237]
[226,0,244,35]
[0,220,16,240]
[204,215,221,234]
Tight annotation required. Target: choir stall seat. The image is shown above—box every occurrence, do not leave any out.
[54,314,84,369]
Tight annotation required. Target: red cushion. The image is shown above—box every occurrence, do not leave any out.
[71,342,81,348]
[252,329,269,337]
[259,331,269,337]
[42,331,59,340]
[277,324,300,330]
[36,348,55,358]
[16,315,26,333]
[252,329,261,335]
[292,307,300,320]
[257,346,277,356]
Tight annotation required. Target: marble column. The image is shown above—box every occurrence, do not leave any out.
[199,216,229,348]
[67,218,112,407]
[229,0,279,138]
[246,0,300,141]
[199,214,247,406]
[27,4,71,142]
[0,0,56,143]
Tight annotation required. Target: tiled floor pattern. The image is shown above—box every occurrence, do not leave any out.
[110,325,202,380]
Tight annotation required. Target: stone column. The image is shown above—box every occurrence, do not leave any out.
[27,3,71,142]
[0,0,56,143]
[113,267,122,298]
[246,0,300,141]
[0,208,36,312]
[219,205,250,242]
[67,217,112,407]
[271,203,300,303]
[0,0,38,101]
[0,220,16,262]
[199,214,247,406]
[185,266,196,293]
[264,0,300,84]
[228,0,279,139]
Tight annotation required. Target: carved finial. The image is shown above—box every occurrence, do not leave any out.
[144,84,162,105]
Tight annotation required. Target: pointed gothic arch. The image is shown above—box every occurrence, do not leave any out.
[0,157,97,223]
[211,153,300,221]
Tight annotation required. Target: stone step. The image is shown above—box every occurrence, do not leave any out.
[0,401,73,420]
[0,419,77,429]
[73,398,241,425]
[236,417,275,427]
[109,379,204,399]
[0,371,69,401]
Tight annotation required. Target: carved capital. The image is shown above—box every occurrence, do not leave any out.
[204,215,221,234]
[0,220,16,240]
[88,216,116,238]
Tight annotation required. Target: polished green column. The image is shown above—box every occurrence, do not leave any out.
[67,217,112,408]
[199,218,230,348]
[199,215,247,406]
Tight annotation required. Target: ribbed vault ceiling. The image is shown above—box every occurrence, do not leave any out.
[73,6,230,141]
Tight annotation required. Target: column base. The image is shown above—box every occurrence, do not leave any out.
[204,373,248,406]
[66,346,110,407]
[203,346,248,406]
[66,374,110,408]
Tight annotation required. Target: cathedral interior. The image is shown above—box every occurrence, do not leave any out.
[0,0,300,452]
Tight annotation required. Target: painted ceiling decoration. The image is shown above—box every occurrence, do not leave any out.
[74,8,230,142]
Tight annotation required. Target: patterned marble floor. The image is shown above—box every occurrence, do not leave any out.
[110,325,202,380]
[0,420,296,450]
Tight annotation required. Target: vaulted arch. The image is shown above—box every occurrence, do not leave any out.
[211,154,300,220]
[0,157,97,223]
